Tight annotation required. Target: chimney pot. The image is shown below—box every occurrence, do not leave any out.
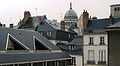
[10,23,13,28]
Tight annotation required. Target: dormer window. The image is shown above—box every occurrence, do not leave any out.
[47,31,52,36]
[39,32,43,35]
[7,34,29,50]
[69,45,75,50]
[34,37,49,50]
[68,34,71,38]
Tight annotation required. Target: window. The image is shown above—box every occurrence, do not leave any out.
[39,32,43,35]
[100,37,105,45]
[114,7,117,11]
[69,45,75,50]
[47,31,52,36]
[34,38,48,50]
[68,34,71,38]
[89,37,94,45]
[87,50,95,64]
[98,50,106,64]
[118,7,120,10]
[71,57,76,65]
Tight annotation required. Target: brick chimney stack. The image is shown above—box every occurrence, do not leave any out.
[23,11,31,24]
[109,14,113,25]
[60,20,65,31]
[9,23,13,28]
[0,22,2,27]
[83,10,89,31]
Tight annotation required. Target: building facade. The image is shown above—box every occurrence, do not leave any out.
[83,33,108,66]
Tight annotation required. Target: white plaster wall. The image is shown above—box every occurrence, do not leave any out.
[83,34,108,45]
[84,46,108,65]
[83,33,108,66]
[111,5,120,18]
[70,55,83,66]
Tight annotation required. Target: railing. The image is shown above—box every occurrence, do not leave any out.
[87,60,95,64]
[0,50,52,53]
[98,61,106,65]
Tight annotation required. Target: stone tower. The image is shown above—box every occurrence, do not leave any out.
[110,4,120,18]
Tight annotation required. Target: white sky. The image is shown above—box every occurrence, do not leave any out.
[0,0,119,26]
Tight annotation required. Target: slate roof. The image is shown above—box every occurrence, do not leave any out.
[18,16,60,30]
[36,19,60,31]
[109,21,120,28]
[69,36,83,45]
[63,50,82,55]
[57,44,82,55]
[86,17,120,33]
[0,52,70,64]
[0,27,60,50]
[68,23,78,34]
[64,9,78,20]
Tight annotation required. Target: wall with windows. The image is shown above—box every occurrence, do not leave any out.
[83,33,108,45]
[111,4,120,18]
[70,55,83,66]
[84,46,107,65]
[83,33,108,66]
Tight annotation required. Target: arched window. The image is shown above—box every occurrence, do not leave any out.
[114,7,117,11]
[118,7,120,10]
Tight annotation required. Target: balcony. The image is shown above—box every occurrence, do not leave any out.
[98,61,106,65]
[87,60,95,64]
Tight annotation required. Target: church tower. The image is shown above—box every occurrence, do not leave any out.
[64,2,78,27]
[111,4,120,18]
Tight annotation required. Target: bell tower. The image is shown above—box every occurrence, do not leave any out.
[110,4,120,18]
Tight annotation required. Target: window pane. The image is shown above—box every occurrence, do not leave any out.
[88,50,94,61]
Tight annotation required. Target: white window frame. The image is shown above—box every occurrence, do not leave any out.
[47,31,52,36]
[88,50,94,61]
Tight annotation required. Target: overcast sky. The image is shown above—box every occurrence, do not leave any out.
[0,0,119,26]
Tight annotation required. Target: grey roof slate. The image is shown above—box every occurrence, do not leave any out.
[109,21,120,28]
[86,17,120,33]
[0,27,60,50]
[63,50,82,55]
[0,52,70,64]
[70,36,83,45]
[56,43,83,55]
[64,9,78,20]
[36,20,57,31]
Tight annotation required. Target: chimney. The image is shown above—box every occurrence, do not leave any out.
[60,20,65,31]
[23,11,31,24]
[0,22,2,27]
[9,23,13,28]
[109,14,113,25]
[83,10,89,31]
[92,16,97,19]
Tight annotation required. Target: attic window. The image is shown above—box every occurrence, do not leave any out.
[7,35,28,50]
[68,34,71,38]
[69,45,75,50]
[39,32,43,35]
[47,31,52,36]
[34,37,48,50]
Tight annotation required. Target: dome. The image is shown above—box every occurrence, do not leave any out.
[64,2,78,20]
